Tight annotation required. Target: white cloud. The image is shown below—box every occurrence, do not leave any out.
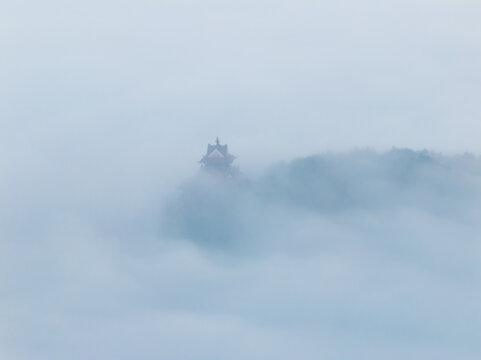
[2,149,480,359]
[1,1,481,358]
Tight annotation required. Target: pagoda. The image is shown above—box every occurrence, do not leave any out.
[200,137,236,173]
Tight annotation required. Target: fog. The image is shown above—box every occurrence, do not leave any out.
[1,148,480,359]
[1,0,481,359]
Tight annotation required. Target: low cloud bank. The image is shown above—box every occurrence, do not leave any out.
[164,148,481,248]
[1,149,480,360]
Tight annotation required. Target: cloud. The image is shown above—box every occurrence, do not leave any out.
[1,134,481,360]
[1,0,481,358]
[164,149,481,246]
[132,149,481,359]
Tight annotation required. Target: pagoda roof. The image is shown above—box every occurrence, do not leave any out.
[200,137,236,165]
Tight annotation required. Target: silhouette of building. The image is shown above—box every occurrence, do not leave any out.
[200,137,236,174]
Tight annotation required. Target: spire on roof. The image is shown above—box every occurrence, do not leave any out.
[216,137,220,145]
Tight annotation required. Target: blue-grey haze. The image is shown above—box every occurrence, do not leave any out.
[2,148,481,359]
[1,0,481,359]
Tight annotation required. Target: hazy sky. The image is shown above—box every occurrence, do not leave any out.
[1,0,481,173]
[1,1,481,360]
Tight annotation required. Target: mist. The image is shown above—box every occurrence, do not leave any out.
[2,0,481,359]
[2,147,480,359]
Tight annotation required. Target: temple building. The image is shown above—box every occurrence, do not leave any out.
[200,137,236,173]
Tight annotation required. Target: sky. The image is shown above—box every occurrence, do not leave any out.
[1,1,481,359]
[2,0,481,168]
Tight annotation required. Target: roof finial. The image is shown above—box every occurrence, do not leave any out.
[216,136,220,145]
